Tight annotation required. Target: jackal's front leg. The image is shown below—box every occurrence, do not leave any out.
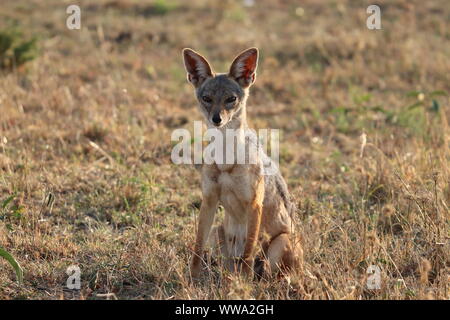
[241,178,264,277]
[190,179,219,280]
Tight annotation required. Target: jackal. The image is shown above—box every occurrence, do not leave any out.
[182,47,302,279]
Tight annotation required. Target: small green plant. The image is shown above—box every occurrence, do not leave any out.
[395,90,447,135]
[330,88,447,134]
[1,195,24,284]
[153,0,178,15]
[0,193,25,229]
[0,27,38,71]
[0,247,23,284]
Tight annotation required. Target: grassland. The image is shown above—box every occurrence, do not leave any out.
[0,0,449,299]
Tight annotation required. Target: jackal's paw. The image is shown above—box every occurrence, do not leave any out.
[189,258,203,281]
[254,257,270,280]
[240,258,254,278]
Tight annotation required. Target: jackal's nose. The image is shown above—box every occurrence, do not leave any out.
[212,114,222,126]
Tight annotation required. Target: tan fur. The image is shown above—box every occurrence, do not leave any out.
[183,48,301,280]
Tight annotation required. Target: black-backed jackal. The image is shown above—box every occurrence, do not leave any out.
[182,47,302,280]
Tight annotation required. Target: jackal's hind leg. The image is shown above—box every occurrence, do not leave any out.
[260,233,302,277]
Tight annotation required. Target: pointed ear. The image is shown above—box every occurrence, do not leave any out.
[228,47,258,88]
[182,48,214,87]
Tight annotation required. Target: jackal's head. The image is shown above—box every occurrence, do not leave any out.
[182,47,258,128]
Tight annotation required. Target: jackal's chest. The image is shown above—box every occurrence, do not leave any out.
[216,169,254,222]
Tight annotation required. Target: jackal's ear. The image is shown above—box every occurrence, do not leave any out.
[228,47,258,88]
[182,48,214,87]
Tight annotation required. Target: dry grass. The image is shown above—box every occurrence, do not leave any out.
[0,0,449,300]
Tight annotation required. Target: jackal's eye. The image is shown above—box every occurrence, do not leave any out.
[202,95,212,103]
[225,96,237,104]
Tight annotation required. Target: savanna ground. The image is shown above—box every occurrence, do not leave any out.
[0,0,449,300]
